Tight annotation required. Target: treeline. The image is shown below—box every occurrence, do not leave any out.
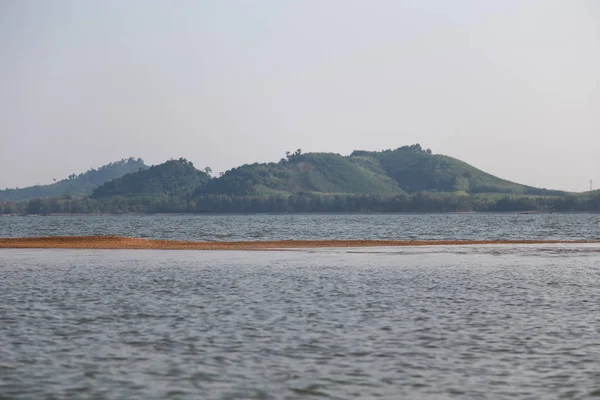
[2,192,600,215]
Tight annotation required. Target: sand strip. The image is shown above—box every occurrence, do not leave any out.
[1,236,599,250]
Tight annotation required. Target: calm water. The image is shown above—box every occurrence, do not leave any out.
[1,213,600,241]
[2,245,600,399]
[2,214,600,399]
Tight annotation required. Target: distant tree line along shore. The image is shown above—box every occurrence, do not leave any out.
[1,146,598,214]
[1,192,599,215]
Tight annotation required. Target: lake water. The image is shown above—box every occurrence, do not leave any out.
[2,214,600,399]
[1,213,600,241]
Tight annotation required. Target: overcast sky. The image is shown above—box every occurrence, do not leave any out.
[1,0,598,192]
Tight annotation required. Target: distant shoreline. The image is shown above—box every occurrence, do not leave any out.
[5,210,600,217]
[1,236,599,250]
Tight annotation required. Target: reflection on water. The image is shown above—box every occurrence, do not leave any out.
[1,213,600,241]
[2,245,600,399]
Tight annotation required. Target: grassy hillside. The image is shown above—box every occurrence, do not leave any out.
[2,144,571,214]
[0,158,147,201]
[199,145,567,197]
[91,158,210,199]
[352,144,567,196]
[2,144,588,215]
[198,151,404,196]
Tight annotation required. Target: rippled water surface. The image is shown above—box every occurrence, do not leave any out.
[2,245,600,399]
[1,213,600,241]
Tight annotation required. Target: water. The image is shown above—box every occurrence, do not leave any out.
[1,213,600,241]
[2,245,600,399]
[2,214,600,398]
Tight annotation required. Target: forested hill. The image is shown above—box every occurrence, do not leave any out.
[351,144,566,196]
[1,145,593,214]
[198,151,403,196]
[91,158,210,199]
[0,158,147,201]
[1,145,570,212]
[197,145,567,197]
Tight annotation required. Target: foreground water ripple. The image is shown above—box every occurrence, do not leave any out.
[1,246,600,399]
[1,213,600,241]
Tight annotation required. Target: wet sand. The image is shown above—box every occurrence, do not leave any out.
[0,236,598,250]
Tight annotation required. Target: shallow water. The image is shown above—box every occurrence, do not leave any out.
[2,245,600,399]
[1,213,600,241]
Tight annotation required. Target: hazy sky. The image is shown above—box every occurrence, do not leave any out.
[1,0,598,191]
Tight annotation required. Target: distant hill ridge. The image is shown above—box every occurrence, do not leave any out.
[197,150,404,196]
[3,145,570,202]
[0,158,147,202]
[350,144,566,196]
[91,158,210,199]
[195,144,567,197]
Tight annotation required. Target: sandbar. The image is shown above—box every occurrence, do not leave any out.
[0,236,598,250]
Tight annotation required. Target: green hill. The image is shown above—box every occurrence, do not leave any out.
[198,151,403,196]
[352,144,566,196]
[2,144,584,214]
[91,158,210,199]
[0,158,147,201]
[198,145,567,197]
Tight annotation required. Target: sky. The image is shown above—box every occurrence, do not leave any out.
[0,0,598,192]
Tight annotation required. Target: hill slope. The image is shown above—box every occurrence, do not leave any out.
[91,158,210,199]
[352,144,566,196]
[198,145,566,197]
[0,158,147,201]
[3,144,569,208]
[198,152,404,196]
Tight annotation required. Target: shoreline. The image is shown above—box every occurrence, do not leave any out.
[1,236,599,250]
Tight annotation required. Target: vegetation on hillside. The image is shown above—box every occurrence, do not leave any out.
[199,150,402,196]
[1,144,592,215]
[196,144,567,197]
[351,144,566,196]
[0,158,147,202]
[91,158,210,200]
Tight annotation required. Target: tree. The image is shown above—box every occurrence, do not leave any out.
[204,167,212,176]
